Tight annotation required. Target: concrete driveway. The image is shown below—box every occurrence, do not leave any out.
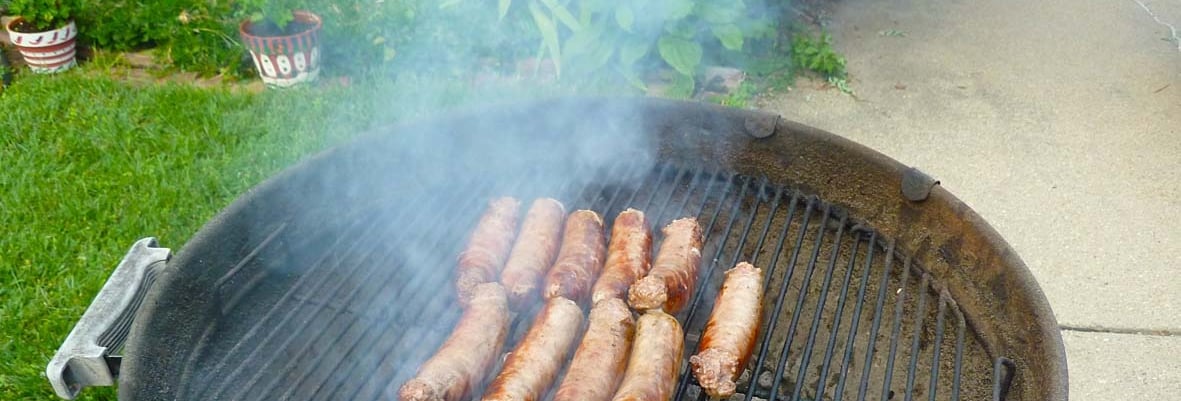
[762,0,1181,398]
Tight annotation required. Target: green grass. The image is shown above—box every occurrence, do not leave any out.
[0,74,359,400]
[0,71,576,399]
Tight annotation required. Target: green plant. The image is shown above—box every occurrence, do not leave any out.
[707,80,757,108]
[237,0,303,32]
[488,0,776,89]
[790,32,845,78]
[7,0,80,32]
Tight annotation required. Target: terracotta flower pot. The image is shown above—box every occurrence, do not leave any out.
[5,19,78,74]
[239,11,323,88]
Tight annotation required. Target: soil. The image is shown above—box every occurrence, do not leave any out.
[7,18,52,34]
[245,20,317,37]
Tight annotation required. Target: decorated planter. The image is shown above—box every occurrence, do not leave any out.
[5,19,77,74]
[239,11,323,88]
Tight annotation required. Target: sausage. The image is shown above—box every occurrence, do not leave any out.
[543,210,607,306]
[482,297,585,401]
[591,209,652,305]
[689,262,765,398]
[553,298,635,401]
[610,310,684,401]
[500,198,567,310]
[456,197,521,306]
[627,217,703,313]
[399,283,511,401]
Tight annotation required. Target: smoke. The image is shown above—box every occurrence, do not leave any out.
[188,0,786,398]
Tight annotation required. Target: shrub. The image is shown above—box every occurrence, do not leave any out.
[491,0,779,89]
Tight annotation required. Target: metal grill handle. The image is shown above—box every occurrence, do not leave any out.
[47,237,171,399]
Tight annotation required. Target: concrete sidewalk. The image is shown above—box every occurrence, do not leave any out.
[761,0,1181,398]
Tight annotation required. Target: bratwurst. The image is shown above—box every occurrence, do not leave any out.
[543,210,607,306]
[628,217,703,314]
[591,209,652,305]
[553,298,635,401]
[482,297,584,401]
[610,310,684,401]
[689,262,764,398]
[500,198,566,310]
[455,197,521,306]
[398,283,511,401]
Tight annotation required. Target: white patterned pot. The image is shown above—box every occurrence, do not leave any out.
[239,11,322,88]
[5,19,78,74]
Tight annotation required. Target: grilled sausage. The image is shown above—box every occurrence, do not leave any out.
[689,262,765,399]
[628,217,703,313]
[399,283,511,401]
[543,210,607,306]
[553,298,635,401]
[611,310,684,401]
[591,209,652,305]
[482,297,585,401]
[456,197,521,306]
[500,198,567,310]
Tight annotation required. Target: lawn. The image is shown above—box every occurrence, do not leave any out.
[0,71,566,399]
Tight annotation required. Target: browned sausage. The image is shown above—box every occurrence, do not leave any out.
[481,297,585,401]
[627,217,703,313]
[543,210,607,306]
[689,262,764,398]
[610,310,684,401]
[500,198,566,310]
[591,209,652,305]
[456,197,521,306]
[553,298,635,401]
[399,283,511,401]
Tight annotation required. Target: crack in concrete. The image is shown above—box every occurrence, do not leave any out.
[1133,0,1181,52]
[1060,324,1180,337]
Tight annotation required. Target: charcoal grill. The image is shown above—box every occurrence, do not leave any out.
[47,98,1067,401]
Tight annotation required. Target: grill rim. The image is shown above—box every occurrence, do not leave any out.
[118,97,1067,401]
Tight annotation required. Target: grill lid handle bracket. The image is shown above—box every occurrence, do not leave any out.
[47,237,171,400]
[901,167,940,201]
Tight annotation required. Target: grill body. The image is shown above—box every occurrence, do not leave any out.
[119,98,1066,400]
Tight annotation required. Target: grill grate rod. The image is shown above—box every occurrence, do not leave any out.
[878,257,914,401]
[903,273,933,401]
[856,241,898,401]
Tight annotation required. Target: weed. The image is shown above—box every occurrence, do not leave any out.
[790,32,846,79]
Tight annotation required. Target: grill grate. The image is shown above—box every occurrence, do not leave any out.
[179,162,1014,401]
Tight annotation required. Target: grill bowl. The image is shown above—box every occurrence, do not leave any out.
[117,98,1066,401]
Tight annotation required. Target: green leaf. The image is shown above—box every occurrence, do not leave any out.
[498,0,512,20]
[615,6,634,32]
[712,24,743,51]
[529,1,562,76]
[664,0,695,20]
[698,1,742,24]
[657,35,702,77]
[620,38,650,66]
[618,65,648,91]
[664,20,696,39]
[539,0,582,31]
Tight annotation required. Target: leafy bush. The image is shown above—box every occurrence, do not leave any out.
[7,0,79,32]
[493,0,777,89]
